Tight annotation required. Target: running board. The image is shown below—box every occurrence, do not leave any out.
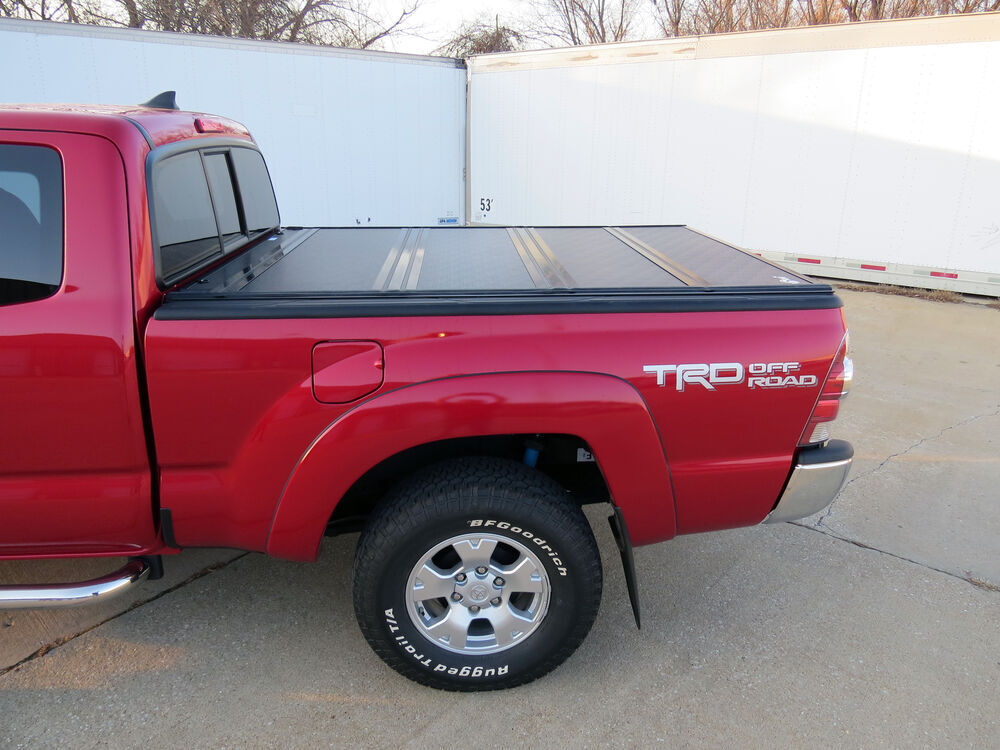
[0,558,151,609]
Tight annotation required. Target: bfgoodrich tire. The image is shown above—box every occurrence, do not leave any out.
[353,457,602,691]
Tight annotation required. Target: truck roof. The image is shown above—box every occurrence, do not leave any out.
[0,102,252,148]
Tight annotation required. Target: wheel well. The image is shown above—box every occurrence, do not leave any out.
[325,434,611,536]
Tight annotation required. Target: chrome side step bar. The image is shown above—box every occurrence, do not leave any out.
[0,559,150,609]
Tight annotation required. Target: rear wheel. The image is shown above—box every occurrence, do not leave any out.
[353,457,602,691]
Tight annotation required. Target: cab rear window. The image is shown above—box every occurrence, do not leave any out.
[0,144,63,306]
[151,143,279,286]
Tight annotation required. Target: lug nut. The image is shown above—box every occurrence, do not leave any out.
[451,592,463,602]
[455,573,466,582]
[469,605,480,614]
[491,597,501,606]
[475,566,488,575]
[494,577,505,587]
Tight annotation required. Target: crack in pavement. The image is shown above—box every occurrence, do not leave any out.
[814,403,1000,528]
[790,521,999,594]
[0,553,249,679]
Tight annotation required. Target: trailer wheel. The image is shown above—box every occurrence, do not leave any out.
[353,457,602,691]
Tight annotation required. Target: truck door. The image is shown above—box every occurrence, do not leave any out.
[0,131,155,556]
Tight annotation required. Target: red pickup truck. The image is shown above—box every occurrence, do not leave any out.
[0,96,853,691]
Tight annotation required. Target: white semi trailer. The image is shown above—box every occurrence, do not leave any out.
[3,14,999,295]
[468,13,1000,296]
[0,18,467,228]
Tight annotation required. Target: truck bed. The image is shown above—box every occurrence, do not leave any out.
[162,226,838,319]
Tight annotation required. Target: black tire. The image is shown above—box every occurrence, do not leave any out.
[353,457,602,691]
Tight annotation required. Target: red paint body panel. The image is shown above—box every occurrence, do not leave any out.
[0,104,246,560]
[268,372,674,560]
[0,128,155,556]
[142,308,845,560]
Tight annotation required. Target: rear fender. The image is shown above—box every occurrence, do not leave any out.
[266,371,676,561]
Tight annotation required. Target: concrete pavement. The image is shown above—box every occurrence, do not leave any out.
[2,289,998,748]
[799,289,1000,588]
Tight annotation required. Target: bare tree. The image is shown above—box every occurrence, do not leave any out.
[435,14,526,57]
[651,0,688,35]
[6,0,999,52]
[798,0,842,25]
[1,0,102,23]
[527,0,644,46]
[2,0,423,49]
[331,0,422,49]
[651,0,999,35]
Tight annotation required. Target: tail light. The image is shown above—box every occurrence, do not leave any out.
[799,334,853,447]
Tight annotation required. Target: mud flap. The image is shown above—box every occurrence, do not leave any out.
[608,506,641,629]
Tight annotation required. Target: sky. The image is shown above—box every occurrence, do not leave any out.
[372,0,532,55]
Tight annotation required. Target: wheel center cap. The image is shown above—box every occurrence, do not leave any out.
[468,583,490,602]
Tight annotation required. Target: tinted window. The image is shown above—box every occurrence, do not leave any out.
[151,145,279,286]
[153,151,221,282]
[204,152,241,242]
[231,148,279,234]
[0,144,63,306]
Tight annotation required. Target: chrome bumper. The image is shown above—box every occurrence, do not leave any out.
[764,440,854,524]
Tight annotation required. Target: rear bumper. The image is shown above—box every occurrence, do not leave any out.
[764,440,854,524]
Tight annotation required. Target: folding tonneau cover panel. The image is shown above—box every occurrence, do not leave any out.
[189,226,813,296]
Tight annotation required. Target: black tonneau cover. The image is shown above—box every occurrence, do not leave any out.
[160,226,838,319]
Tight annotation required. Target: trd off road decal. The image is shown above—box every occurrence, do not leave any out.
[643,362,818,392]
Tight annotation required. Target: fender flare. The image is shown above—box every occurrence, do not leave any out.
[266,371,676,561]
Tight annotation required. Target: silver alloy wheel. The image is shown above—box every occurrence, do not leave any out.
[405,532,551,655]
